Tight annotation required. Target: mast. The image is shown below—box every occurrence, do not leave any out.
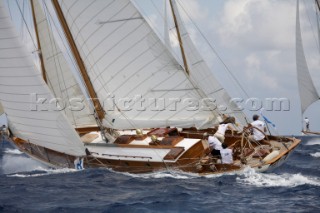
[30,0,47,83]
[51,0,105,121]
[169,0,190,75]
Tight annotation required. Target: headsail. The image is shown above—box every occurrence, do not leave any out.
[169,0,247,126]
[32,0,97,128]
[296,0,320,115]
[54,0,222,130]
[0,0,85,156]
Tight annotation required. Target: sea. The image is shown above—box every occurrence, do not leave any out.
[0,136,319,213]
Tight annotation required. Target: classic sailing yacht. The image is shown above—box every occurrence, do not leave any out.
[296,0,320,135]
[0,0,301,174]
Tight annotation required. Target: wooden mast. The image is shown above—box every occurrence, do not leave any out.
[30,0,47,83]
[169,0,190,75]
[51,0,105,121]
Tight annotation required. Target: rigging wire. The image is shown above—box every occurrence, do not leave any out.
[42,0,78,127]
[176,0,250,99]
[134,0,248,125]
[133,0,225,120]
[43,1,100,127]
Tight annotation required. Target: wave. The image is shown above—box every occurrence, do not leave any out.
[1,154,48,175]
[117,167,240,180]
[305,139,320,146]
[310,152,320,158]
[237,168,320,187]
[122,170,200,179]
[3,148,23,155]
[7,168,78,178]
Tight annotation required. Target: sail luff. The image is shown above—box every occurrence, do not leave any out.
[30,0,47,83]
[316,1,320,53]
[51,0,105,121]
[296,0,320,115]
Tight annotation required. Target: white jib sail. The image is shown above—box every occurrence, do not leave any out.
[0,0,85,156]
[296,0,320,115]
[170,0,247,127]
[56,0,221,130]
[33,0,97,128]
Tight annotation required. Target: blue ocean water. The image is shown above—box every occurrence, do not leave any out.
[0,136,319,213]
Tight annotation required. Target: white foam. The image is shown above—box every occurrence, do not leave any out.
[121,170,199,179]
[1,155,47,174]
[310,152,320,158]
[237,169,320,187]
[8,168,78,178]
[305,139,320,146]
[3,148,23,155]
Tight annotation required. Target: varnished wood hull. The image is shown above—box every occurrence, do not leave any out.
[8,132,302,175]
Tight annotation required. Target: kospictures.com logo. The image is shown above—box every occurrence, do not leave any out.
[29,93,291,112]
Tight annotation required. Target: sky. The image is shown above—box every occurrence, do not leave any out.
[134,0,320,135]
[2,0,319,135]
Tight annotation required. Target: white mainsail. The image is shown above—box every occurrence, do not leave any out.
[170,0,247,126]
[296,0,320,115]
[32,0,97,128]
[0,0,85,156]
[56,0,222,130]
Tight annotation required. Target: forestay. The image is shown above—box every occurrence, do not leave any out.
[33,0,97,128]
[56,0,221,130]
[0,0,85,156]
[296,0,320,114]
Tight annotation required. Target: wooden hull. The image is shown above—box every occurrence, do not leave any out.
[7,129,302,175]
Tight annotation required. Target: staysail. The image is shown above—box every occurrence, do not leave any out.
[54,0,223,130]
[32,0,97,128]
[0,0,85,156]
[296,0,320,115]
[169,0,247,126]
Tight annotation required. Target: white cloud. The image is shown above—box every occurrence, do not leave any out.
[216,0,296,50]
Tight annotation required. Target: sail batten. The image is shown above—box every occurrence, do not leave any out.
[296,0,320,115]
[0,0,85,156]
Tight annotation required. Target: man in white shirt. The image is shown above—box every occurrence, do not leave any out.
[220,143,233,164]
[249,114,266,141]
[208,135,223,156]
